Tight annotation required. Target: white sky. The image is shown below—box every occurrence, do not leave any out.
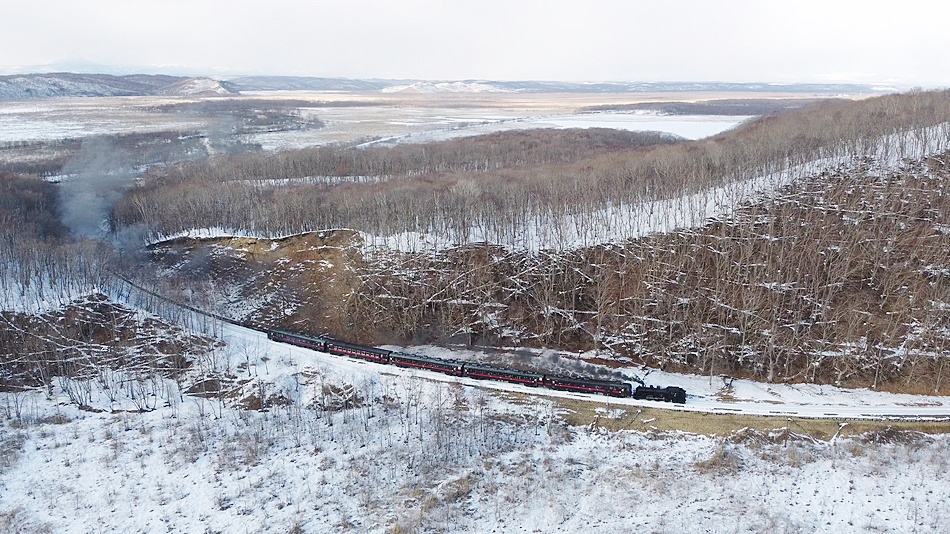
[2,0,948,86]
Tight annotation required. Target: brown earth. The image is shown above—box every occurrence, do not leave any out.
[148,229,367,339]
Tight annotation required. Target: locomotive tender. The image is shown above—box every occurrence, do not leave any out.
[268,328,687,403]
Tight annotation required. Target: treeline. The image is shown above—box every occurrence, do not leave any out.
[114,91,950,249]
[581,98,825,116]
[127,127,677,183]
[114,127,681,241]
[0,172,67,240]
[347,155,950,392]
[0,130,228,177]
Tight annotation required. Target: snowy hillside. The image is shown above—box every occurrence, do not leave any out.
[0,73,236,100]
[2,319,948,533]
[0,74,147,99]
[157,77,238,96]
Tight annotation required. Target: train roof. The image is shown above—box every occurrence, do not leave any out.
[390,352,463,366]
[270,328,324,339]
[464,363,543,377]
[546,375,630,387]
[324,338,389,352]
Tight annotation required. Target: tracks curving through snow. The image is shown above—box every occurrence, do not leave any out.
[110,274,950,423]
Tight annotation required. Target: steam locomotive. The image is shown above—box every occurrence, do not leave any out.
[268,329,687,403]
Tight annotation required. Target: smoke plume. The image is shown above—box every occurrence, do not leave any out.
[58,137,133,239]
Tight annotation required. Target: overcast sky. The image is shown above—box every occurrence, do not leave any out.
[2,0,948,86]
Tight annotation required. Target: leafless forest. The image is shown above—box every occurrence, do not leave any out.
[348,154,950,392]
[114,91,950,248]
[3,90,950,394]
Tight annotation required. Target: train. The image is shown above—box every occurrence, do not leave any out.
[267,328,687,403]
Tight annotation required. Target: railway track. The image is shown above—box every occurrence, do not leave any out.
[109,273,950,422]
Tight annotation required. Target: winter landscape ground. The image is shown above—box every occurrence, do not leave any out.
[2,80,950,533]
[2,324,949,533]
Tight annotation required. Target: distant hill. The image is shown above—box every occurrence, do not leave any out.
[224,76,398,92]
[495,80,888,93]
[0,72,888,100]
[227,77,887,94]
[0,73,239,99]
[155,77,239,96]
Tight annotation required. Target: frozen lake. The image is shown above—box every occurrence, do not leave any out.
[526,112,752,139]
[275,111,752,150]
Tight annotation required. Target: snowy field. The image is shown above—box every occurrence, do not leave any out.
[0,97,207,143]
[2,320,948,533]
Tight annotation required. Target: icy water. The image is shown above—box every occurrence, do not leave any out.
[343,111,752,150]
[526,112,753,140]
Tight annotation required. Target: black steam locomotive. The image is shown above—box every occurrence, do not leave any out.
[268,329,686,403]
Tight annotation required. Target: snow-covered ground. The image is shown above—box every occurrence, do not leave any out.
[2,319,948,533]
[241,324,950,421]
[0,97,207,144]
[524,112,752,139]
[0,273,100,314]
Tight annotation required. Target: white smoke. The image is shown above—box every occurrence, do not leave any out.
[58,137,133,239]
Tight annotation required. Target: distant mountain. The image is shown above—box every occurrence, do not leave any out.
[228,77,886,94]
[0,73,239,100]
[0,72,888,100]
[474,80,888,94]
[225,76,398,92]
[381,81,515,94]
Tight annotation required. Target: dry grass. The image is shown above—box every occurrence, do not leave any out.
[0,507,52,534]
[549,395,950,439]
[148,230,365,340]
[694,442,743,474]
[0,429,26,475]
